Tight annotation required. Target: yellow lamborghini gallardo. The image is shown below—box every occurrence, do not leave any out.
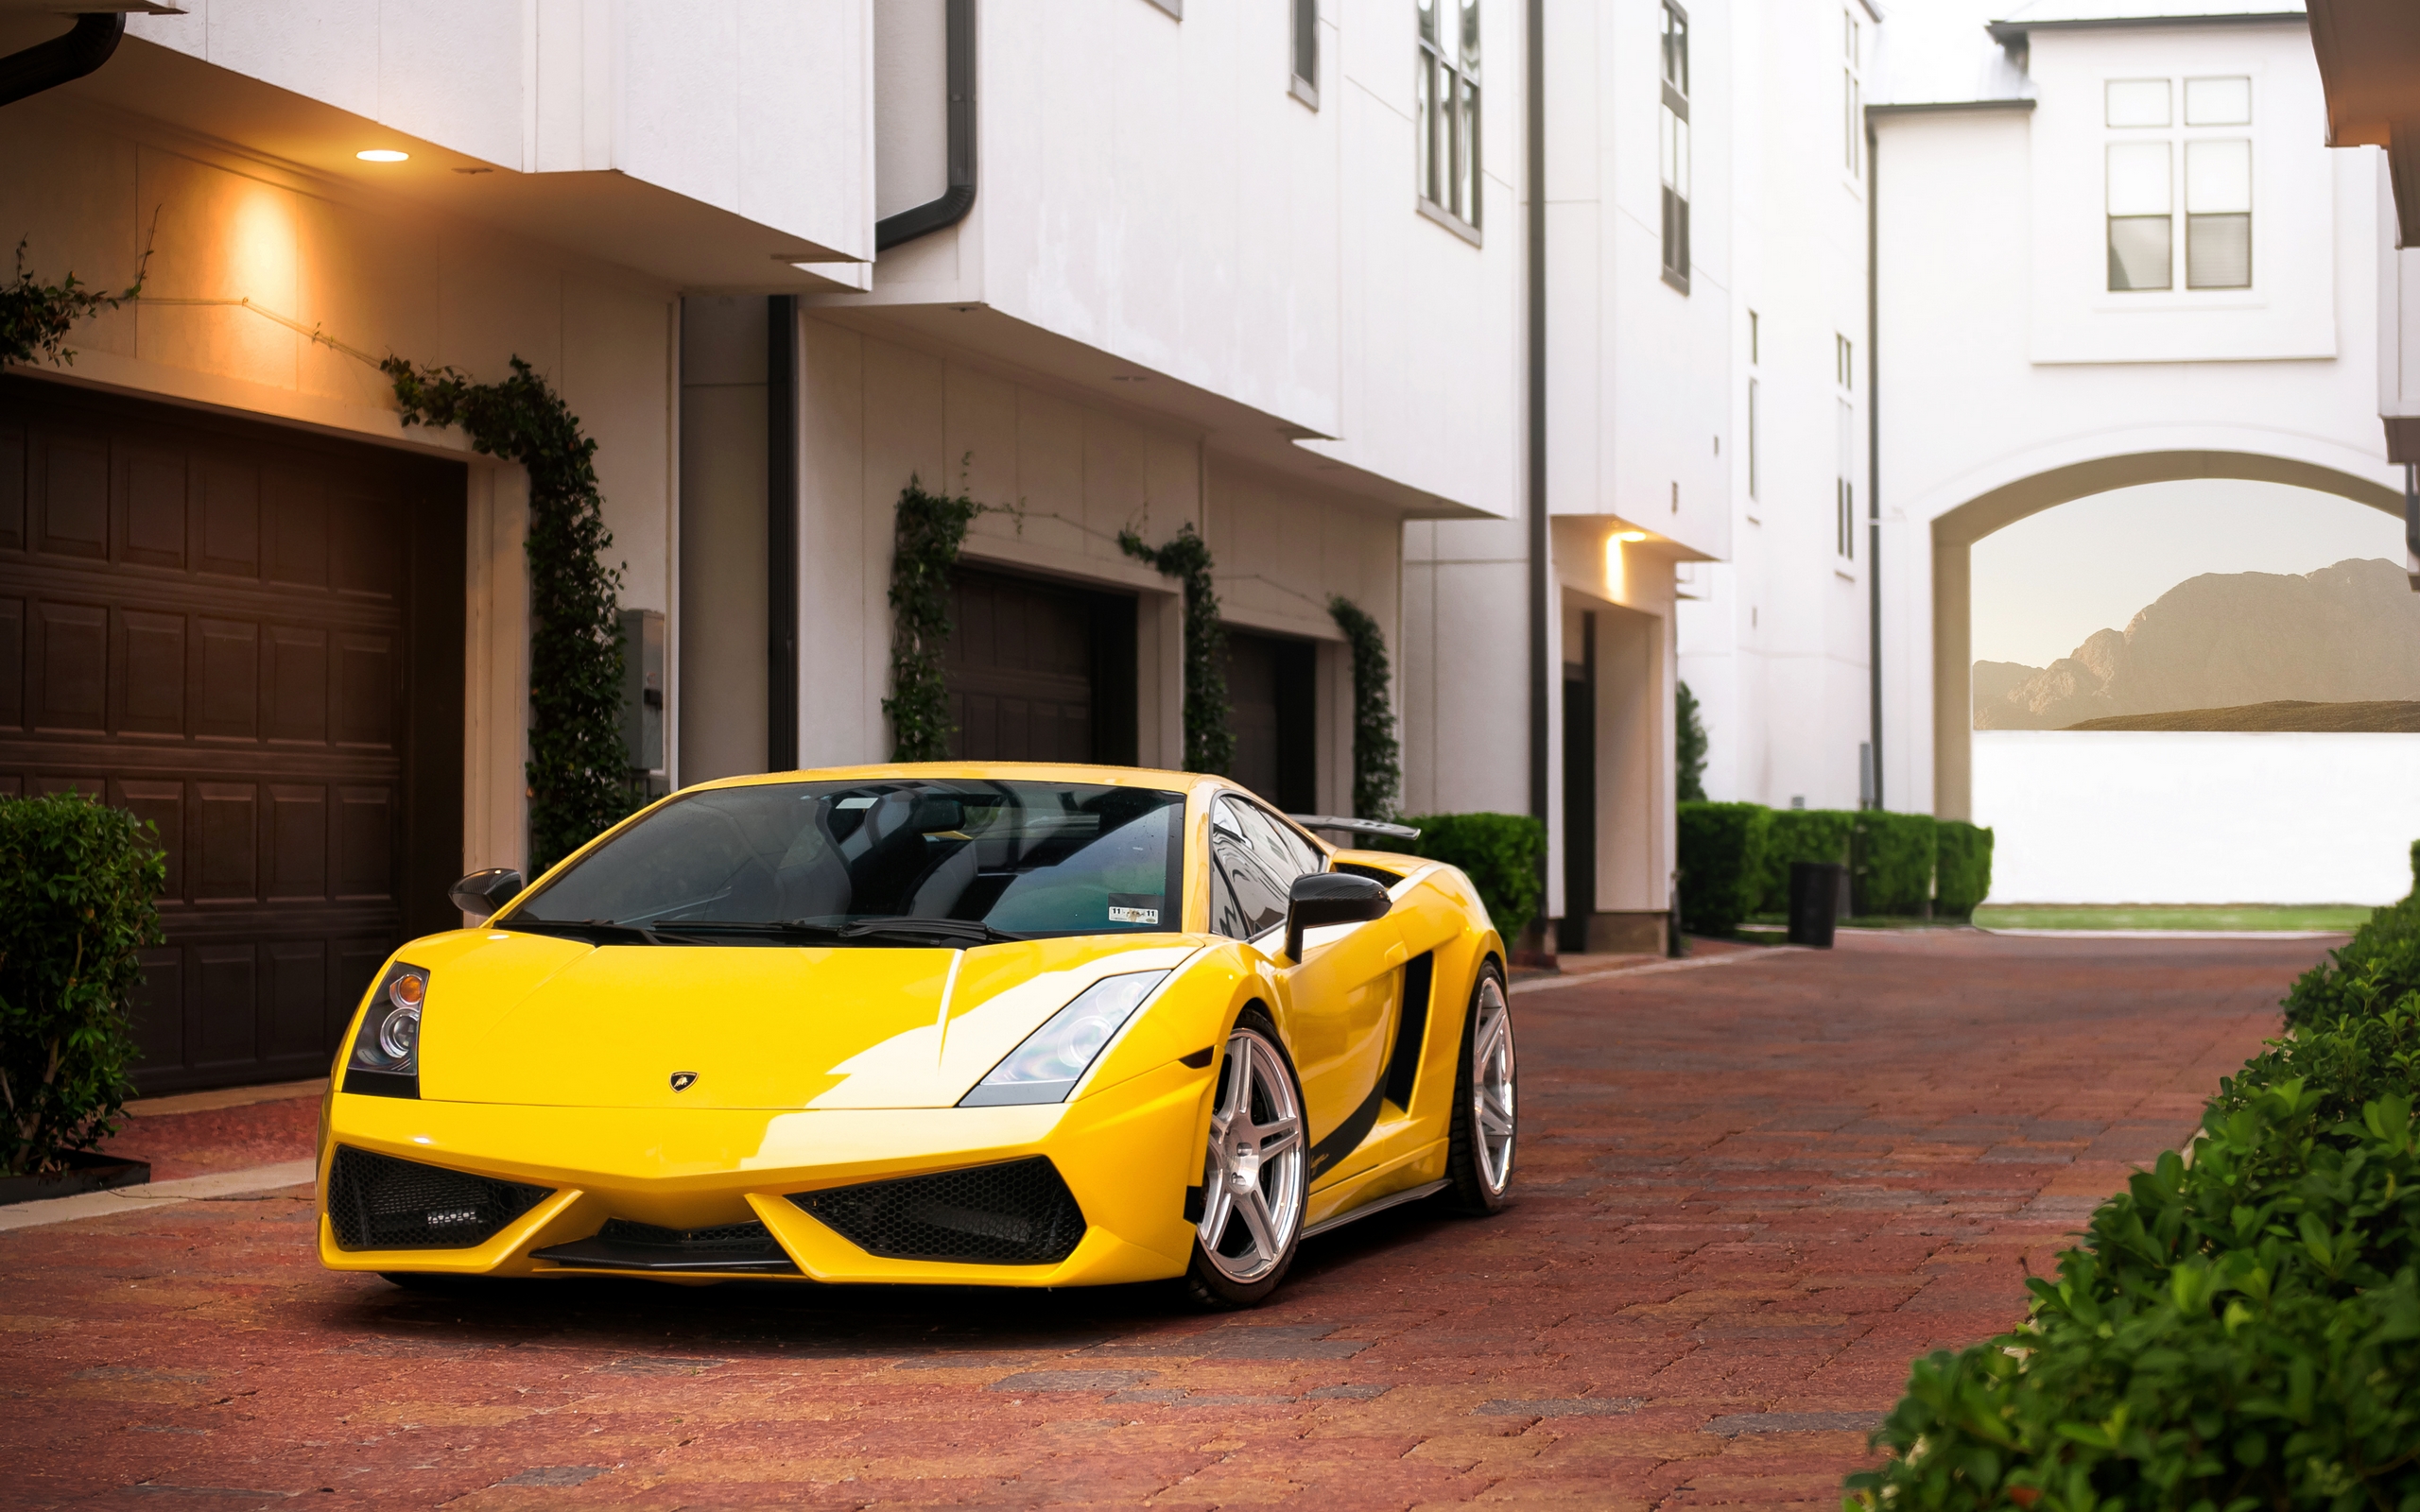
[318,765,1516,1307]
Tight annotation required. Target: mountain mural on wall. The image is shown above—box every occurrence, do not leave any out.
[1974,558,2420,730]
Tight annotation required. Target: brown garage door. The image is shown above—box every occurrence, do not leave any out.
[1223,627,1316,812]
[944,567,1135,765]
[0,377,464,1094]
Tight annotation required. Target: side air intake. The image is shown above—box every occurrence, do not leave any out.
[326,1145,550,1251]
[793,1157,1086,1265]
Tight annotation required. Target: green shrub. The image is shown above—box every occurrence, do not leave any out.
[1756,809,1856,915]
[1933,820,1995,919]
[0,793,165,1177]
[1847,1000,2420,1512]
[2282,847,2419,1030]
[1373,813,1545,945]
[1854,810,1938,916]
[1677,801,1769,936]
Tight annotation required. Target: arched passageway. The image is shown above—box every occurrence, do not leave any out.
[1930,450,2404,819]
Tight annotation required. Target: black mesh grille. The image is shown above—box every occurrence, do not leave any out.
[326,1144,551,1252]
[794,1157,1086,1265]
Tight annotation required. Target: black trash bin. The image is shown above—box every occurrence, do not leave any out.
[1788,861,1845,948]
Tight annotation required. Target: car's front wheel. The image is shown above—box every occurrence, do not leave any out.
[1443,961,1516,1213]
[1184,1010,1308,1309]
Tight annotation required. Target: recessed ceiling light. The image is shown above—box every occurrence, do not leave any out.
[356,148,409,163]
[1616,530,1649,542]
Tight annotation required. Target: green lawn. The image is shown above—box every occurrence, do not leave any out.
[1971,903,2374,933]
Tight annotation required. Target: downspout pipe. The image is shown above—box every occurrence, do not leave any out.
[767,296,799,772]
[1525,0,1549,936]
[1865,114,1885,810]
[2405,462,2419,589]
[875,0,977,251]
[0,12,124,108]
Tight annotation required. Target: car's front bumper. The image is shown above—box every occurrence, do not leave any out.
[316,1057,1212,1287]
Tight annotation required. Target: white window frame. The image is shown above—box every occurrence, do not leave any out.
[1842,9,1863,180]
[2104,75,2253,295]
[1835,336,1855,563]
[1290,0,1319,109]
[1417,0,1481,236]
[1659,0,1690,291]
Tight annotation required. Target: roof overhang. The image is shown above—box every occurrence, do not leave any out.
[0,18,863,293]
[2307,0,2420,244]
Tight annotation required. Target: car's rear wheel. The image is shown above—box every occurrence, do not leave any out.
[1184,1010,1308,1309]
[1443,962,1516,1213]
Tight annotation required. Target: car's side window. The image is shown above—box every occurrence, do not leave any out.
[1209,797,1289,939]
[1234,799,1323,887]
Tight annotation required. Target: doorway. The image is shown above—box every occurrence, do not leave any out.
[1223,628,1316,812]
[0,376,466,1092]
[944,566,1137,765]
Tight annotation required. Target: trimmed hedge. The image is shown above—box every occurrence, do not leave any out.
[1849,857,2420,1511]
[1374,813,1545,945]
[1756,809,1857,915]
[2282,842,2420,1030]
[1854,809,1938,916]
[1677,801,1769,936]
[1933,819,1996,919]
[0,793,165,1177]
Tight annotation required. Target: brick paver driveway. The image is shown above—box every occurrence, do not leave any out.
[2,930,2330,1509]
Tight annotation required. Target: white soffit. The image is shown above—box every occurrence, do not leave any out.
[34,33,862,293]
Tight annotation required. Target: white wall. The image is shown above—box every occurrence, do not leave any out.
[1676,0,1875,814]
[125,0,878,264]
[1873,17,2398,822]
[1976,731,2420,904]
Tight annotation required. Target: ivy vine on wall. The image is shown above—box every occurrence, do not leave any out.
[885,474,985,761]
[1,238,146,369]
[1327,596,1402,820]
[382,355,632,873]
[1118,524,1234,776]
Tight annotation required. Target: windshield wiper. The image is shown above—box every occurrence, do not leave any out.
[502,918,666,946]
[830,916,1021,945]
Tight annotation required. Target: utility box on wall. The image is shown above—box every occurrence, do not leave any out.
[619,609,666,785]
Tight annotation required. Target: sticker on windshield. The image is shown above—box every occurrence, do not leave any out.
[1107,895,1162,926]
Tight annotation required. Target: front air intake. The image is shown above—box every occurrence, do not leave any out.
[326,1145,551,1251]
[531,1218,798,1274]
[794,1157,1086,1265]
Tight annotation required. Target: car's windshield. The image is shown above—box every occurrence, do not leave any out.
[504,779,1187,945]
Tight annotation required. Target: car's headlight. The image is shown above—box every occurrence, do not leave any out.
[344,962,428,1098]
[959,971,1170,1107]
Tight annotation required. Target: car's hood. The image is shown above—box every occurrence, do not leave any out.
[413,930,1203,1109]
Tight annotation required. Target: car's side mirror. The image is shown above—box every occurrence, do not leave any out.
[1284,872,1392,961]
[450,868,524,921]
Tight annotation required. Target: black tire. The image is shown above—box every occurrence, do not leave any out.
[1443,959,1516,1214]
[1184,1007,1310,1310]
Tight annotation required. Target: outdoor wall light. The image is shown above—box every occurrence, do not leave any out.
[1616,530,1649,542]
[355,148,409,163]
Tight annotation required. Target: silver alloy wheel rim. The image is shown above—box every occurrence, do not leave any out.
[1198,1026,1305,1284]
[1471,976,1515,1194]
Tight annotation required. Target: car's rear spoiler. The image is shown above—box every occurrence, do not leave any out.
[1289,815,1421,842]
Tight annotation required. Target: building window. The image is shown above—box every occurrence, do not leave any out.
[1659,1,1689,288]
[1291,0,1319,107]
[2106,75,2251,293]
[1417,0,1480,229]
[1842,9,1862,177]
[1835,339,1855,562]
[1836,400,1855,560]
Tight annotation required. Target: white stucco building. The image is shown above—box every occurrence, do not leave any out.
[6,0,2409,1091]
